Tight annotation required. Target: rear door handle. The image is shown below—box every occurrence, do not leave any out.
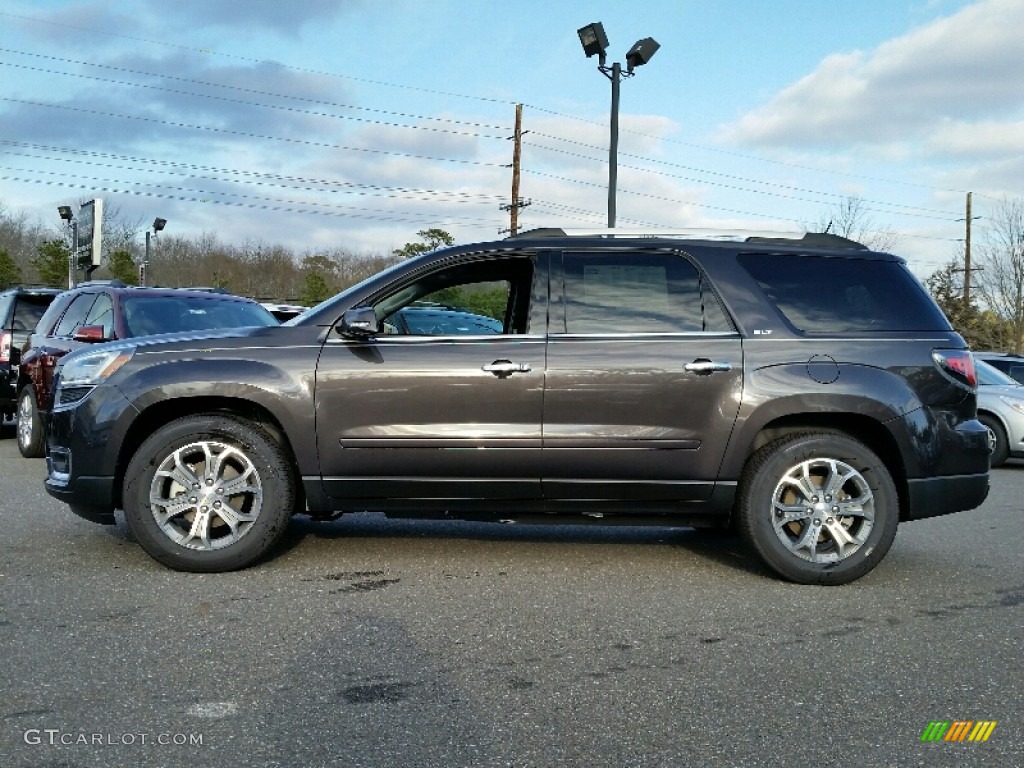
[684,359,732,375]
[482,360,532,377]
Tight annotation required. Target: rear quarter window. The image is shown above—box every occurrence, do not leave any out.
[13,295,57,332]
[738,253,950,333]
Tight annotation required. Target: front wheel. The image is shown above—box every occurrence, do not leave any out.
[736,433,899,585]
[17,386,46,458]
[123,414,295,572]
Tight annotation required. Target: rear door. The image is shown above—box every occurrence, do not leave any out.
[542,249,743,503]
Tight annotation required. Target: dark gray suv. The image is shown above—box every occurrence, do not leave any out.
[43,230,990,584]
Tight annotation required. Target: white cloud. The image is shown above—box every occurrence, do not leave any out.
[926,119,1024,157]
[721,0,1024,148]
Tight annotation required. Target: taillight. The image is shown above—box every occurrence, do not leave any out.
[0,331,10,364]
[932,349,976,389]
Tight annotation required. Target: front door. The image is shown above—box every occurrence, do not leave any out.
[315,254,546,504]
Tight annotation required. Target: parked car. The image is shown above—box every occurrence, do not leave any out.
[972,351,1024,385]
[387,303,504,335]
[260,303,309,323]
[975,357,1024,467]
[17,282,277,457]
[1,286,62,424]
[44,229,990,584]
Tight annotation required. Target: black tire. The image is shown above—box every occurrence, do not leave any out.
[16,386,46,458]
[978,414,1009,468]
[123,414,295,572]
[736,432,899,585]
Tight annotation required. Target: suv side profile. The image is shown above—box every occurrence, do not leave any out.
[17,282,277,457]
[43,230,990,584]
[1,286,62,425]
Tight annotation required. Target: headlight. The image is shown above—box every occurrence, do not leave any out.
[60,347,135,387]
[998,395,1024,415]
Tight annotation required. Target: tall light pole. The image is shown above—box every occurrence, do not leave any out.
[578,22,660,228]
[142,217,167,287]
[57,205,77,288]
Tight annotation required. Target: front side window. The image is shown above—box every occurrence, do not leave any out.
[561,251,730,334]
[375,257,534,336]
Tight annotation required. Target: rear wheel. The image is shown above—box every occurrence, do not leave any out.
[16,386,46,458]
[123,414,295,572]
[737,432,899,585]
[978,414,1009,468]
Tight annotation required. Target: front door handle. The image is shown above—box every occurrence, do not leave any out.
[482,360,532,377]
[684,359,732,375]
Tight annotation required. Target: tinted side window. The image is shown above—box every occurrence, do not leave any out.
[0,294,12,327]
[53,293,98,337]
[12,296,56,332]
[562,251,730,333]
[739,253,950,333]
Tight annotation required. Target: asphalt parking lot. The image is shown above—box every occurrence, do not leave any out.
[1,429,1021,768]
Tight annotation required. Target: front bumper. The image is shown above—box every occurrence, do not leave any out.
[44,383,137,518]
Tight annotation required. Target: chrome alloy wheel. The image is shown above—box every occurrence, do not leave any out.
[769,458,875,564]
[149,440,263,550]
[16,391,34,449]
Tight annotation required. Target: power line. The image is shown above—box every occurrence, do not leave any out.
[0,12,515,105]
[0,174,503,229]
[0,141,506,203]
[0,50,511,131]
[524,103,970,196]
[0,98,507,169]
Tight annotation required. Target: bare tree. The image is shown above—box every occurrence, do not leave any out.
[973,197,1024,354]
[809,196,900,252]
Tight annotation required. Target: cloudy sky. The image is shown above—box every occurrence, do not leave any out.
[1,0,1021,275]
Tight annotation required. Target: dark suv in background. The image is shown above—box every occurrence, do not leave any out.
[17,282,277,457]
[1,286,62,425]
[43,230,990,584]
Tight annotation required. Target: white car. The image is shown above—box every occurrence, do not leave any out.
[975,358,1024,467]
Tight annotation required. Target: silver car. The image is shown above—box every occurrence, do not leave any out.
[976,358,1024,467]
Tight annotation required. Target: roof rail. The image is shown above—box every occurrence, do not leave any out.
[76,279,127,287]
[509,227,866,249]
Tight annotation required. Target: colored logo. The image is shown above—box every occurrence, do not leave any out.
[920,721,997,742]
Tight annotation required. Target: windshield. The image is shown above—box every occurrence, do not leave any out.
[975,357,1020,387]
[121,296,277,337]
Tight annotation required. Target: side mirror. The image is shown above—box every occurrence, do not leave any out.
[339,307,379,338]
[72,324,108,343]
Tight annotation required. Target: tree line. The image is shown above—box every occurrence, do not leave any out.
[0,200,434,306]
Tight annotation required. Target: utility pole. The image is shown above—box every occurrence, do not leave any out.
[964,192,974,305]
[958,192,982,304]
[500,103,531,235]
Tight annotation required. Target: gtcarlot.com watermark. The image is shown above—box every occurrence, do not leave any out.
[24,729,204,746]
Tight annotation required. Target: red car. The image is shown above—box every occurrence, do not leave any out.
[17,281,276,457]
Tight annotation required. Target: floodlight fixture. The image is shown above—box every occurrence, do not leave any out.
[58,205,73,222]
[577,22,609,61]
[577,23,662,227]
[625,37,660,72]
[153,217,167,232]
